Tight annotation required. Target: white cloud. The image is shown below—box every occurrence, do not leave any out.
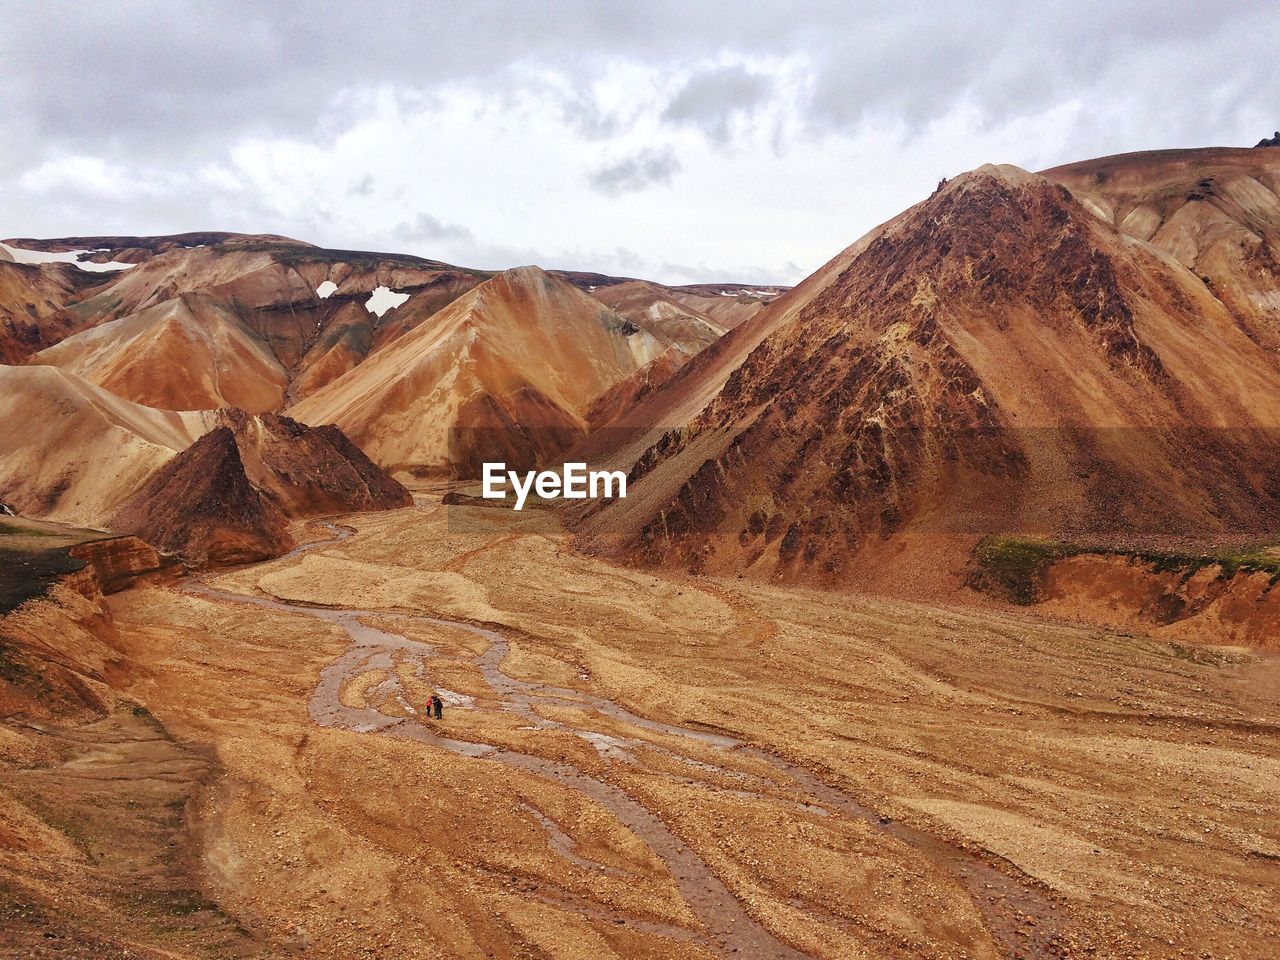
[3,2,1276,285]
[18,156,183,200]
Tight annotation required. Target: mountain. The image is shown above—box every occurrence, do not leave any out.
[213,408,413,517]
[289,266,713,477]
[3,231,298,265]
[111,425,292,564]
[29,291,290,411]
[0,360,409,563]
[589,279,726,349]
[566,206,906,522]
[575,281,726,429]
[2,231,769,534]
[575,150,1280,592]
[585,346,692,431]
[111,410,411,564]
[559,270,783,331]
[0,366,214,525]
[660,282,786,331]
[0,259,106,363]
[18,235,485,410]
[1042,147,1280,351]
[10,234,759,428]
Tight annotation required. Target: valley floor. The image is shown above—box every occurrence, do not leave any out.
[12,495,1280,958]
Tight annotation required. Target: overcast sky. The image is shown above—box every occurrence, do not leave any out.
[2,1,1276,284]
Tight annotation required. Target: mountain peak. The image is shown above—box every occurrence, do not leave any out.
[955,162,1040,190]
[110,410,410,565]
[581,149,1280,584]
[496,264,560,288]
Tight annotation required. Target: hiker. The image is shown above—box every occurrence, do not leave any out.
[431,694,443,720]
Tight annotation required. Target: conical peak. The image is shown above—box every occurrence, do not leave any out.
[928,163,1049,206]
[498,264,553,285]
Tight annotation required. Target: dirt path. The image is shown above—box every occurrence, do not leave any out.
[186,522,1071,959]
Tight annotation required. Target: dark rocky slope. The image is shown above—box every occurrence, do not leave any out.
[112,411,411,564]
[577,157,1280,600]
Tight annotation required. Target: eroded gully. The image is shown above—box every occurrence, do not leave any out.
[184,522,1072,959]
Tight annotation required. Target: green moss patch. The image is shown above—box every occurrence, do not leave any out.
[0,546,86,614]
[969,535,1280,605]
[968,536,1078,604]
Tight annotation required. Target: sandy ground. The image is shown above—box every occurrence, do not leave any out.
[96,496,1280,959]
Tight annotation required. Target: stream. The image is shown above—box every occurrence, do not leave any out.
[186,522,1071,959]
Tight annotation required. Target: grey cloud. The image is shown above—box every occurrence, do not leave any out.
[2,1,1278,284]
[393,213,475,245]
[386,219,546,273]
[663,64,773,142]
[0,1,771,170]
[588,148,682,196]
[654,259,801,286]
[803,0,1279,150]
[4,1,1273,179]
[4,1,1277,170]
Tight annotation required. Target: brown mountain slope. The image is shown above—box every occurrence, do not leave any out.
[289,266,684,476]
[216,409,413,517]
[577,158,1280,590]
[110,426,292,564]
[0,366,215,525]
[51,241,301,322]
[22,235,484,406]
[585,346,691,431]
[577,281,727,429]
[0,260,108,362]
[1044,147,1280,350]
[167,249,484,403]
[665,283,783,330]
[29,292,289,412]
[559,270,783,331]
[565,205,910,499]
[589,279,726,346]
[137,243,482,396]
[111,410,411,564]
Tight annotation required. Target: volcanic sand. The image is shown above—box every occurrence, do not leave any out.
[105,495,1280,959]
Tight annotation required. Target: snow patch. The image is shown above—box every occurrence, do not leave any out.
[316,280,338,299]
[365,285,409,317]
[717,287,776,299]
[0,242,135,272]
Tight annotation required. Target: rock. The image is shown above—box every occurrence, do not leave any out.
[67,536,172,594]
